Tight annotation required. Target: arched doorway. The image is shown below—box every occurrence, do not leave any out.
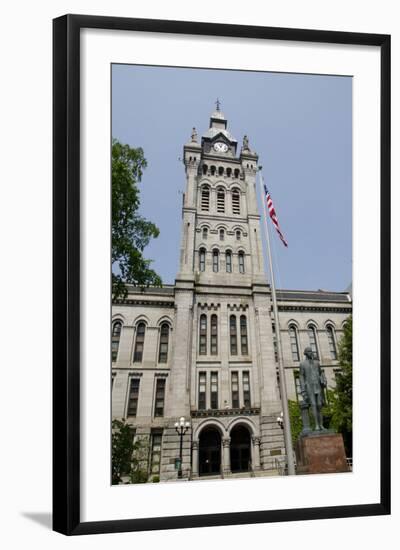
[199,427,221,476]
[230,425,251,473]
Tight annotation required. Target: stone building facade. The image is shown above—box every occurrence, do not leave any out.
[111,108,352,481]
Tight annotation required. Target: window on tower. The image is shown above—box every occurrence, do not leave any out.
[210,166,216,176]
[212,249,219,272]
[201,186,210,211]
[218,166,224,176]
[210,314,218,355]
[219,229,225,241]
[230,315,238,355]
[234,169,240,179]
[238,252,245,273]
[199,248,206,272]
[217,187,225,213]
[202,227,208,240]
[240,315,248,355]
[199,314,207,355]
[226,167,232,177]
[202,164,208,175]
[232,188,240,214]
[226,251,232,272]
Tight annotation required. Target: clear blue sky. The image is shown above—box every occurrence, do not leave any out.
[112,64,352,292]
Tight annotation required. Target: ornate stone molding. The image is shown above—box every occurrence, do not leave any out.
[252,436,261,446]
[192,407,260,418]
[222,438,231,448]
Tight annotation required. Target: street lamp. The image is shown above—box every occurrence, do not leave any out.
[174,416,190,479]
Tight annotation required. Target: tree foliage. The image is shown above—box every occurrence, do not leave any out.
[112,139,162,299]
[112,418,149,484]
[328,315,352,455]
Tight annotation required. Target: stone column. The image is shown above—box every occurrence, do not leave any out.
[192,441,199,477]
[222,437,231,475]
[251,436,261,471]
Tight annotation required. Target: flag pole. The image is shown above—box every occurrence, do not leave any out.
[258,167,296,476]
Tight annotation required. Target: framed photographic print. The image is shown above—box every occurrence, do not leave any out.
[53,14,390,535]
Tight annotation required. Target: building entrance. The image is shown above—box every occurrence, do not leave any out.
[230,426,251,472]
[199,428,221,476]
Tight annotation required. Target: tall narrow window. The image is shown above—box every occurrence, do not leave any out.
[238,252,245,273]
[212,249,219,272]
[234,168,240,179]
[240,315,248,355]
[231,372,239,408]
[326,326,337,360]
[232,189,240,214]
[127,378,140,416]
[289,325,300,362]
[198,372,206,410]
[236,230,241,240]
[294,371,301,401]
[210,166,216,176]
[218,166,224,176]
[112,321,122,362]
[230,315,237,355]
[243,371,251,407]
[201,186,210,211]
[219,228,225,241]
[158,323,169,363]
[133,322,146,362]
[202,227,208,240]
[308,325,319,360]
[202,164,208,175]
[210,372,218,409]
[217,188,225,212]
[199,248,206,272]
[199,314,207,355]
[225,251,232,273]
[154,378,166,417]
[210,314,218,355]
[150,431,162,475]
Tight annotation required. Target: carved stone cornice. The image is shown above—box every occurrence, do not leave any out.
[191,407,260,418]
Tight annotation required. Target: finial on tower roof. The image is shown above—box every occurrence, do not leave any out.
[215,98,221,111]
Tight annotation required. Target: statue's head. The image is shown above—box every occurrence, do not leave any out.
[304,346,313,359]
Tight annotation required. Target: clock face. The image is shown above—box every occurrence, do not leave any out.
[213,142,228,153]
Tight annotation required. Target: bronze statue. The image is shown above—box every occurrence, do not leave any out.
[299,347,327,431]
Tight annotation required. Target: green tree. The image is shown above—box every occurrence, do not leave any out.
[112,139,162,299]
[328,315,353,456]
[112,419,148,484]
[288,399,303,446]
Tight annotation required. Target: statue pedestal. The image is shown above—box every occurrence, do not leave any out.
[295,432,349,475]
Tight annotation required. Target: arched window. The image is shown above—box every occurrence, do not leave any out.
[210,165,216,176]
[234,168,240,179]
[210,314,218,355]
[202,226,208,240]
[288,325,300,362]
[232,189,240,214]
[240,315,248,355]
[236,230,241,240]
[158,323,170,363]
[307,325,319,360]
[219,228,225,241]
[230,315,237,355]
[199,248,206,272]
[212,249,219,273]
[218,166,224,176]
[202,164,208,175]
[201,186,210,211]
[112,320,122,362]
[226,167,232,177]
[199,314,207,355]
[225,251,232,273]
[326,326,337,360]
[217,187,225,213]
[133,322,146,362]
[238,252,245,273]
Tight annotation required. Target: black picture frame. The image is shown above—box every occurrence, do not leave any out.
[53,14,391,535]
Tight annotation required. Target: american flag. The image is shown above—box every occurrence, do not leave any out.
[264,184,288,247]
